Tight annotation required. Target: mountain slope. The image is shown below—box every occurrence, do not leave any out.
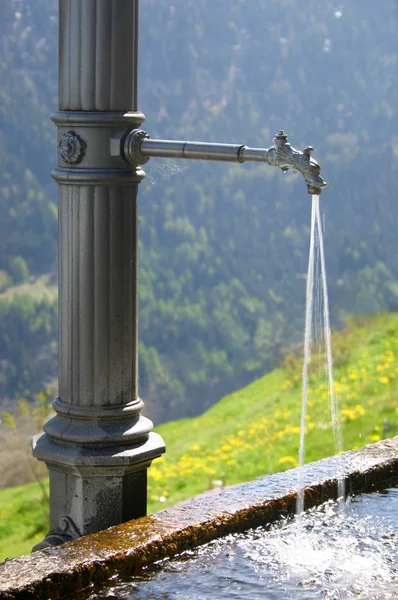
[1,310,397,561]
[1,0,398,420]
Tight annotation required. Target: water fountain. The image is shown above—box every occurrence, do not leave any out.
[1,1,398,598]
[1,440,398,599]
[29,0,327,553]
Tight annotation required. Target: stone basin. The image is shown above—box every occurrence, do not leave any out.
[1,437,398,600]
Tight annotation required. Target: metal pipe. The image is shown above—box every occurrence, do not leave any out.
[239,147,269,163]
[122,129,327,194]
[139,139,268,163]
[140,139,246,162]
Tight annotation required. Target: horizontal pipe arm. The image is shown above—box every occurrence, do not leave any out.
[139,138,268,163]
[119,129,327,194]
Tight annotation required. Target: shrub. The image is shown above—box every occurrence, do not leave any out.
[8,256,29,284]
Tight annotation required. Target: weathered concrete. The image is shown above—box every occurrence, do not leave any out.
[2,437,398,600]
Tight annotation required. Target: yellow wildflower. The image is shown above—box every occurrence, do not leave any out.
[149,468,163,482]
[220,443,232,453]
[341,408,356,421]
[278,456,298,468]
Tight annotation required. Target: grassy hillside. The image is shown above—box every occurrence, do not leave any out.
[1,311,398,561]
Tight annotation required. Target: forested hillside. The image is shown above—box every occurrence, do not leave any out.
[1,0,398,421]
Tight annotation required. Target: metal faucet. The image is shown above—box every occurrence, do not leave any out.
[267,131,327,195]
[37,0,328,551]
[115,128,327,195]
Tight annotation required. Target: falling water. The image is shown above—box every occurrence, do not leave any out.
[296,195,344,514]
[314,196,345,505]
[296,198,317,514]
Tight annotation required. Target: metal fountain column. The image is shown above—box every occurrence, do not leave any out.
[33,0,327,550]
[33,0,165,549]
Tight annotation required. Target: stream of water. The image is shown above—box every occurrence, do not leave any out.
[297,195,344,513]
[87,195,394,600]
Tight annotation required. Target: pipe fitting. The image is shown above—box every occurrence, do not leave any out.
[123,128,151,166]
[267,131,327,195]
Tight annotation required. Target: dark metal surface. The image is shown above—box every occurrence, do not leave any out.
[32,0,165,550]
[123,129,327,194]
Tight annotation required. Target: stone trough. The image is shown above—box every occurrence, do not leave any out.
[1,437,398,600]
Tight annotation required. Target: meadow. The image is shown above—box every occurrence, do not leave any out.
[1,311,397,561]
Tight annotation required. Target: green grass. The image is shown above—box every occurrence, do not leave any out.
[0,480,49,561]
[146,312,398,509]
[1,311,398,561]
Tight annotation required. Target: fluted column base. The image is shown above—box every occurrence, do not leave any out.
[32,425,164,548]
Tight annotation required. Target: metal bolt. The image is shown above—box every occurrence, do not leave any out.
[276,130,288,140]
[59,517,69,532]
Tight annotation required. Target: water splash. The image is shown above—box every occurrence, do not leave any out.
[94,491,398,600]
[297,195,344,514]
[143,161,187,188]
[240,492,398,599]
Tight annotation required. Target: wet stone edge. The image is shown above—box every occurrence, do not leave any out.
[1,437,398,600]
